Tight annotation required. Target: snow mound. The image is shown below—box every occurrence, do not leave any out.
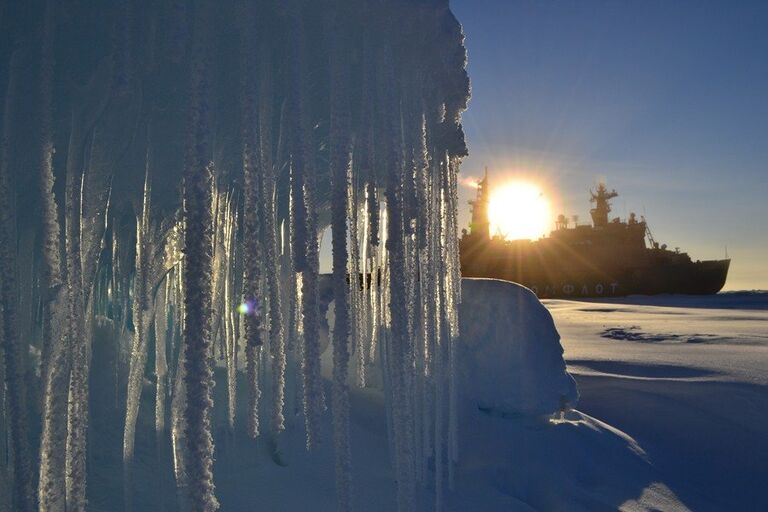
[458,278,578,417]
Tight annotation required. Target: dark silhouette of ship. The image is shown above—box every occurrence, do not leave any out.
[459,172,730,298]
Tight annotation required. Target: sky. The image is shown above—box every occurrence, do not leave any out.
[449,0,768,290]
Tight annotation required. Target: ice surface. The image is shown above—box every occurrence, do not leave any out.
[550,292,768,510]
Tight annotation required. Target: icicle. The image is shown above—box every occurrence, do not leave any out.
[37,0,63,386]
[209,188,237,433]
[432,27,470,494]
[223,195,238,433]
[181,0,219,508]
[64,131,88,512]
[300,201,323,451]
[156,275,170,433]
[240,4,264,439]
[123,155,152,471]
[37,285,70,512]
[291,268,304,419]
[243,141,263,439]
[288,2,323,449]
[348,175,363,387]
[36,2,69,509]
[171,364,189,509]
[59,101,113,511]
[446,156,462,490]
[357,187,372,378]
[170,267,188,487]
[329,8,354,508]
[249,42,286,437]
[79,135,114,332]
[380,48,417,511]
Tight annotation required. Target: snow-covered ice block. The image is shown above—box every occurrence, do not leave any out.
[459,278,578,417]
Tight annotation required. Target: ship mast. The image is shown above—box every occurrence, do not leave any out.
[589,183,618,228]
[469,167,490,240]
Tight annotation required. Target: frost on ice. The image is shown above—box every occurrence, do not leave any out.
[0,1,470,511]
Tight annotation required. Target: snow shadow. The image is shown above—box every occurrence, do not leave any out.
[576,307,622,313]
[574,291,768,310]
[458,405,691,511]
[568,359,719,379]
[574,374,768,510]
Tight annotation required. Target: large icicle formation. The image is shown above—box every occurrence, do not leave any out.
[0,1,468,511]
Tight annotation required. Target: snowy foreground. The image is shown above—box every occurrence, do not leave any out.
[548,291,768,512]
[93,280,768,511]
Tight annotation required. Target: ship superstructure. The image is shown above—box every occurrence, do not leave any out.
[460,176,730,297]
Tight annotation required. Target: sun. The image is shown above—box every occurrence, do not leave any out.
[488,182,551,241]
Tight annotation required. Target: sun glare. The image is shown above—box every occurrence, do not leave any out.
[488,182,551,241]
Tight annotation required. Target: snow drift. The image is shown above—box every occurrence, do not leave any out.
[458,278,578,417]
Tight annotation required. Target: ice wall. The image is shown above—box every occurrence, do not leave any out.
[0,1,470,511]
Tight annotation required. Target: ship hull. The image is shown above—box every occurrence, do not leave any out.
[460,238,730,299]
[459,179,729,298]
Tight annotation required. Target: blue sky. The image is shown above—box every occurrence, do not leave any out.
[450,0,768,290]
